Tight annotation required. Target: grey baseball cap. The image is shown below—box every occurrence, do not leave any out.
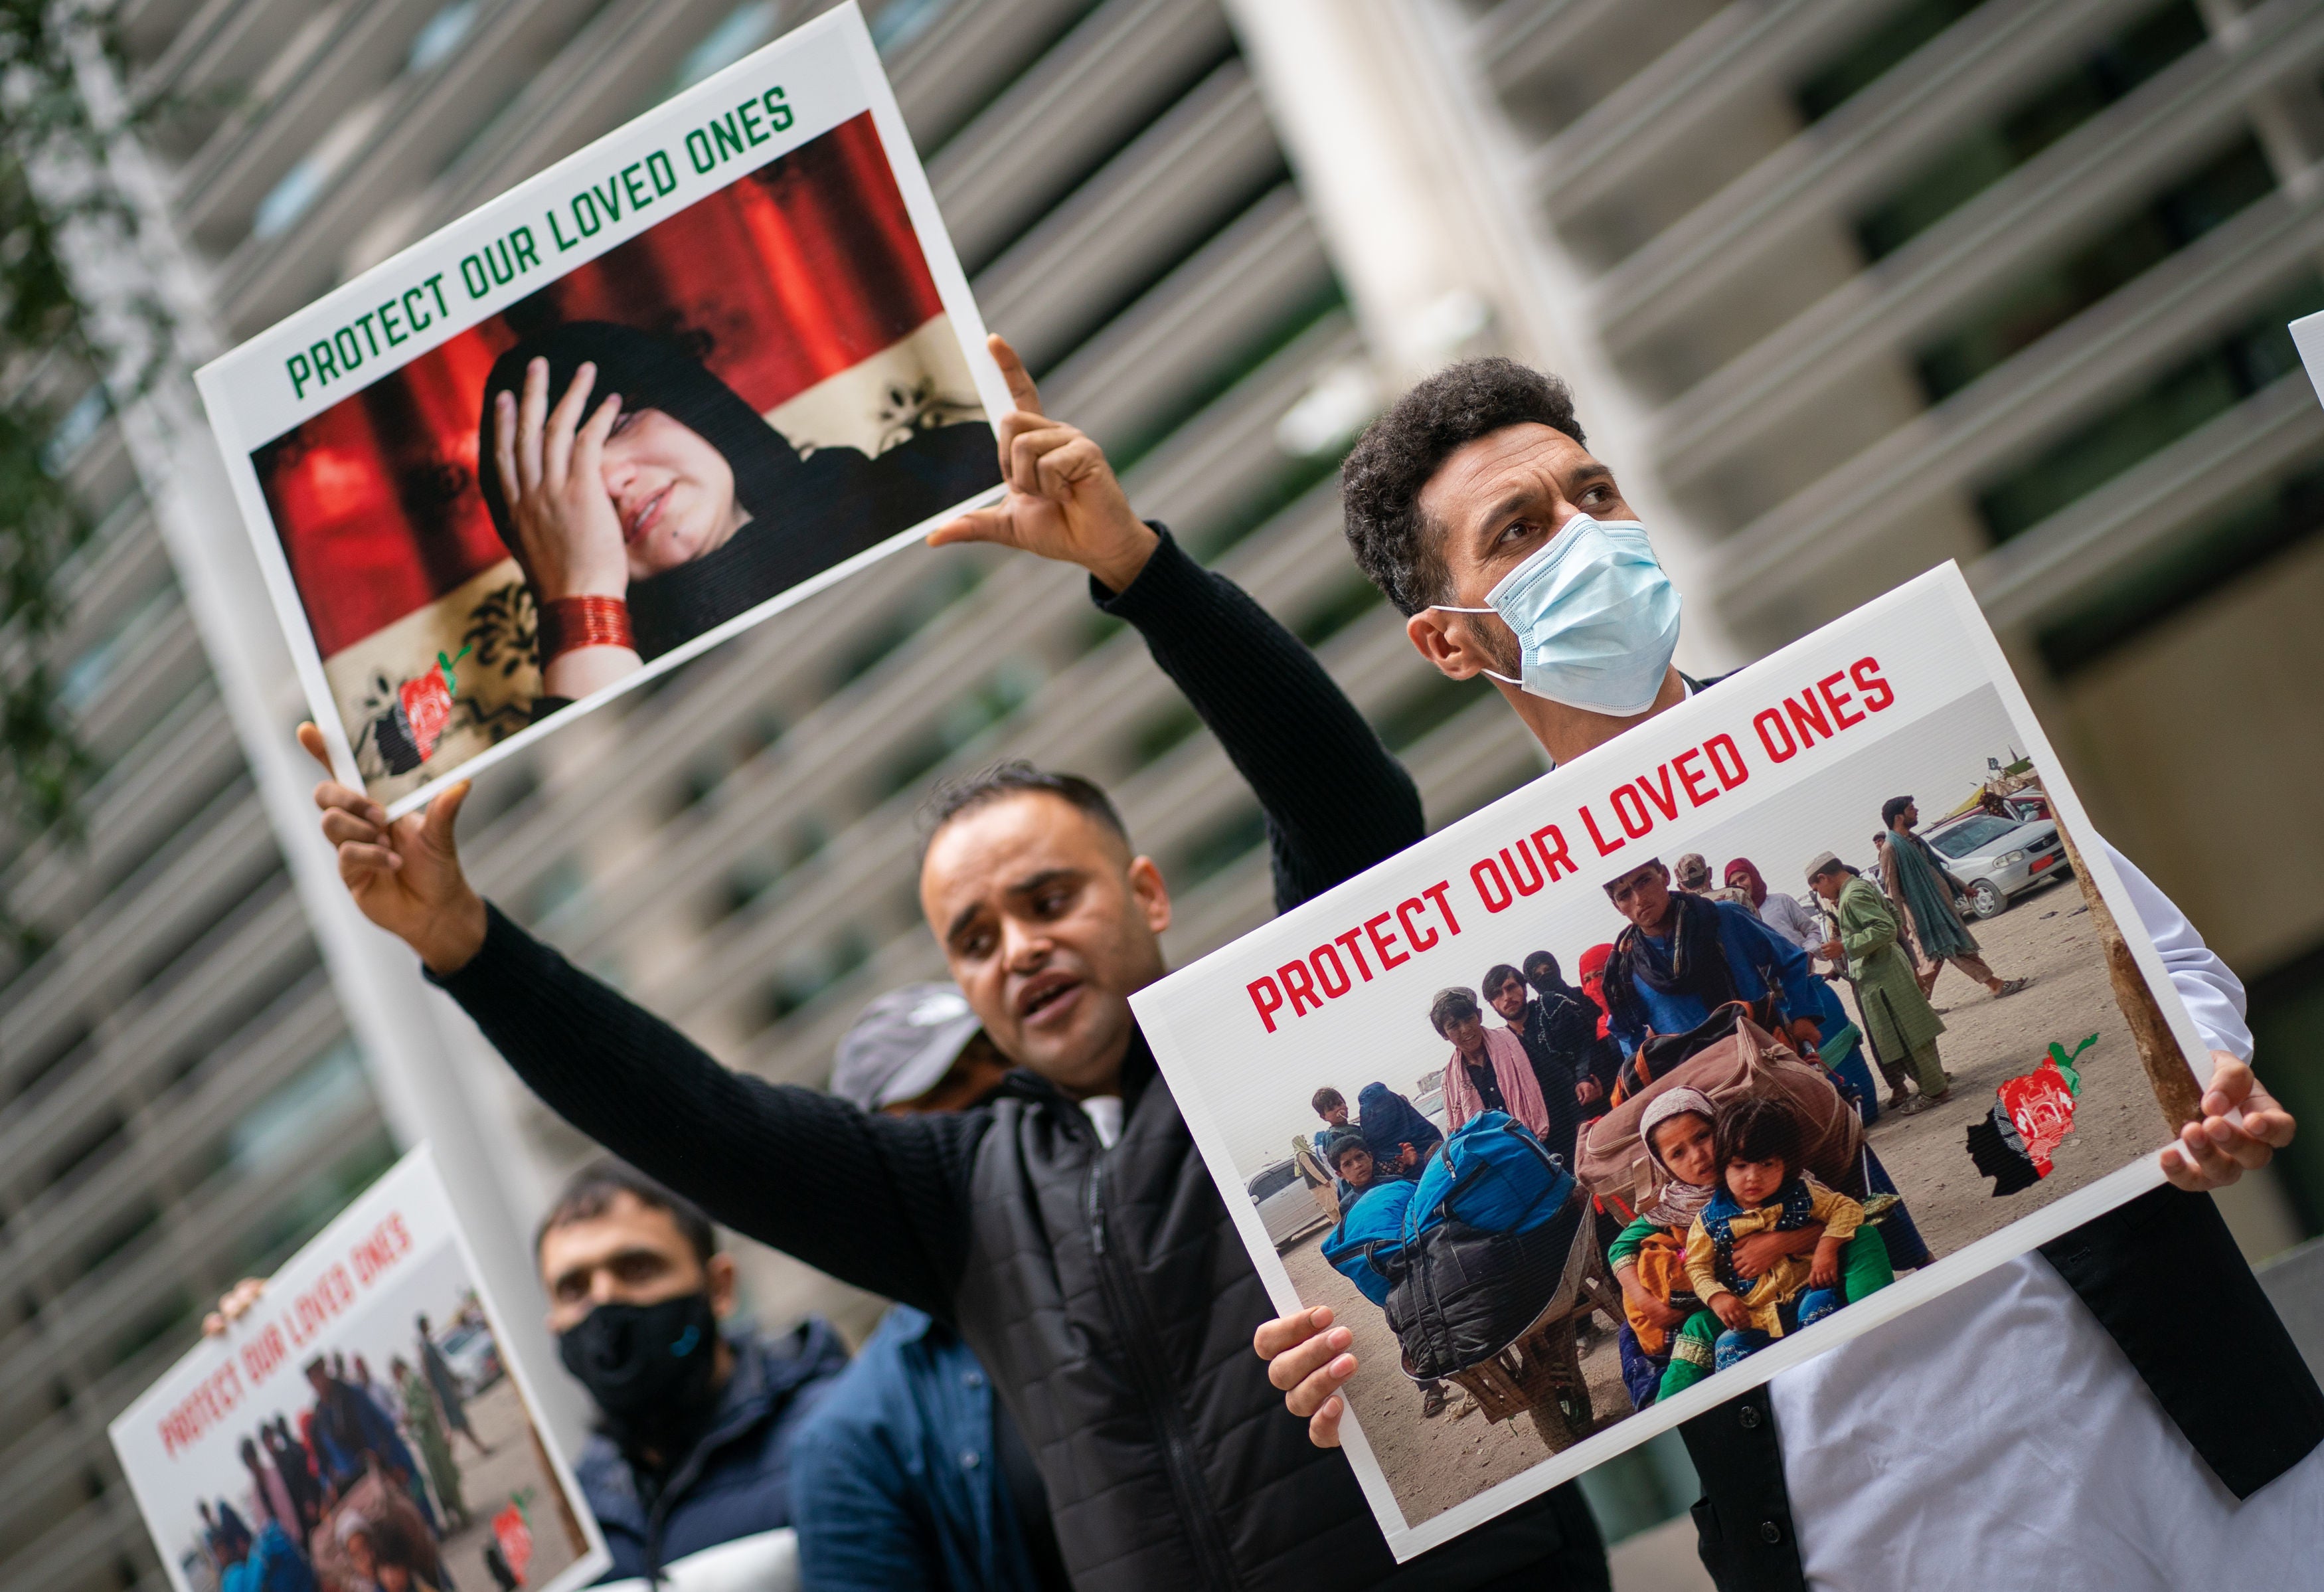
[831,983,985,1110]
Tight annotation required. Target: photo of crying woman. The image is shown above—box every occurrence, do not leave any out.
[250,109,1000,807]
[479,320,993,705]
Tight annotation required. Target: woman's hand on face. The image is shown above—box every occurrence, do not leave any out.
[927,335,1158,592]
[493,357,629,603]
[299,723,486,975]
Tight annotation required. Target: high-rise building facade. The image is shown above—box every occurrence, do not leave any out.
[2,4,1527,1588]
[1263,0,2324,1229]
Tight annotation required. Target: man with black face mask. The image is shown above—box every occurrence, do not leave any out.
[533,1160,847,1585]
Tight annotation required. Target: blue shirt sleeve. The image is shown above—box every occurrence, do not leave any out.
[789,1407,942,1592]
[1715,903,1819,1026]
[789,1310,1011,1592]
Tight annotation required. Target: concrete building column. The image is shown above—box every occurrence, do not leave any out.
[53,29,588,1453]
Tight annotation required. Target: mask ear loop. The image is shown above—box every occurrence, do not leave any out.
[1428,604,1523,687]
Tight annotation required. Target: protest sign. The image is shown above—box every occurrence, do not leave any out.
[195,2,1007,816]
[2294,308,2324,408]
[110,1147,608,1592]
[1131,564,2218,1560]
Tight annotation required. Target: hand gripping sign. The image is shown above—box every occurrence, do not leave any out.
[195,3,1009,816]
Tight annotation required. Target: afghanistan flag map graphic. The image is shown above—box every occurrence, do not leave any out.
[1965,1034,2097,1196]
[373,646,470,775]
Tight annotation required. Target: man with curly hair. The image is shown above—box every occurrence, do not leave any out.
[1259,357,2313,1591]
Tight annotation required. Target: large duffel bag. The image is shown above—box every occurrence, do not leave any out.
[1407,1110,1573,1240]
[1578,1006,1863,1216]
[1385,1197,1586,1381]
[1380,1114,1582,1379]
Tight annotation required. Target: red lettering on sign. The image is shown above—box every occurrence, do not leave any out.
[1365,912,1408,970]
[1754,709,1797,763]
[1397,898,1439,952]
[1531,824,1575,881]
[1784,691,1832,749]
[1817,670,1863,729]
[1248,976,1284,1033]
[1706,733,1749,789]
[1311,944,1352,999]
[1635,766,1679,822]
[1611,785,1653,840]
[1471,855,1513,913]
[1278,960,1322,1017]
[1851,656,1894,712]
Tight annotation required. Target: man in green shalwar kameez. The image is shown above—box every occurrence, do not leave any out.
[1809,853,1950,1108]
[391,1355,467,1532]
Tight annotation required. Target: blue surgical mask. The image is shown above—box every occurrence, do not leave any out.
[1434,514,1682,716]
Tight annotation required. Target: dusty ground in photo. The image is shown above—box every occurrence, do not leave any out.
[1274,873,2183,1526]
[1280,1227,1631,1528]
[1838,874,2176,1259]
[427,1376,588,1591]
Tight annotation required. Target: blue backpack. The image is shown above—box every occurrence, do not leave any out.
[1403,1111,1572,1245]
[1321,1179,1418,1306]
[1385,1114,1585,1380]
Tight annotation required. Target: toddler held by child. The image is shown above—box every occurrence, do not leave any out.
[1663,1096,1894,1395]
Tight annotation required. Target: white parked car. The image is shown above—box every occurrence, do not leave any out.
[1247,1158,1331,1249]
[434,1319,504,1397]
[1922,806,2070,919]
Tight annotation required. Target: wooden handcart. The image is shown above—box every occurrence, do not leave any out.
[1405,1187,1626,1452]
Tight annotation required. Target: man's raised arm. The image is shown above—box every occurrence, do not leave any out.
[930,339,1422,911]
[297,726,976,1317]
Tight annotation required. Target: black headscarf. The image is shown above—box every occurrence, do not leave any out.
[1600,889,1740,1035]
[477,321,998,660]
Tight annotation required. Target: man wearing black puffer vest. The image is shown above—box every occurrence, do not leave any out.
[296,339,1609,1591]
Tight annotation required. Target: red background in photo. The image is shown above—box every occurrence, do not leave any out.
[253,112,946,660]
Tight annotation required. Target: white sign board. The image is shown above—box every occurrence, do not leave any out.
[1132,565,2210,1559]
[111,1146,610,1592]
[196,3,1006,816]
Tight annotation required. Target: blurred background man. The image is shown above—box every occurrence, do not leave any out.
[534,1163,847,1585]
[788,984,1069,1592]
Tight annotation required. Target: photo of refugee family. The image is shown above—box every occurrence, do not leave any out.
[1165,665,2206,1536]
[113,1154,600,1592]
[240,107,999,808]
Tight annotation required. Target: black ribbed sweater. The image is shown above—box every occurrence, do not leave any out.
[436,528,1424,1315]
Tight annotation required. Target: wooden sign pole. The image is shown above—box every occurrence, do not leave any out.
[2048,814,2206,1133]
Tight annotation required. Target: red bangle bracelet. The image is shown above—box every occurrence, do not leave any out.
[539,595,634,665]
